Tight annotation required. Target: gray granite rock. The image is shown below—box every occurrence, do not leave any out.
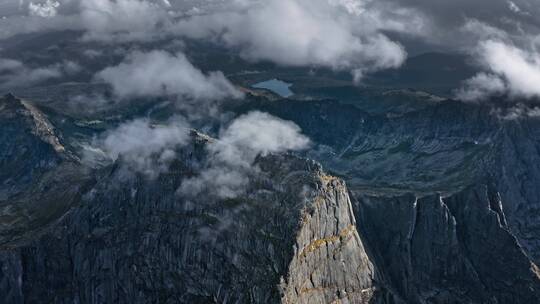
[352,185,540,303]
[2,94,540,304]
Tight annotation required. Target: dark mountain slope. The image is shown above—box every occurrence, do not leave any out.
[1,94,540,303]
[0,96,382,303]
[0,94,93,247]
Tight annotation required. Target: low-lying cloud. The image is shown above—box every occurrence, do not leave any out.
[28,0,60,18]
[3,0,540,100]
[86,117,189,178]
[84,111,309,189]
[175,0,407,79]
[80,0,171,41]
[1,0,413,81]
[179,111,311,198]
[2,0,540,54]
[95,50,243,100]
[457,40,540,102]
[455,72,506,102]
[0,58,65,90]
[491,103,540,120]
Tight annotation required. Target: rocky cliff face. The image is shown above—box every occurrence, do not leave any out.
[0,94,92,248]
[235,96,540,302]
[0,96,380,303]
[494,118,540,265]
[282,175,378,304]
[0,154,377,304]
[2,94,540,304]
[0,93,63,200]
[353,186,540,303]
[241,97,540,257]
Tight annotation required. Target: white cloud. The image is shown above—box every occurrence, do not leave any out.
[82,49,103,58]
[28,0,60,18]
[86,111,309,192]
[457,40,540,101]
[0,58,24,72]
[174,0,406,78]
[161,0,171,8]
[481,40,540,97]
[328,0,366,15]
[461,19,509,42]
[210,111,311,168]
[2,0,540,58]
[0,58,63,89]
[95,50,242,100]
[455,72,506,102]
[179,111,310,198]
[179,166,251,199]
[0,0,414,80]
[507,1,529,15]
[79,0,171,41]
[88,117,189,178]
[63,60,82,74]
[492,103,540,120]
[0,14,81,40]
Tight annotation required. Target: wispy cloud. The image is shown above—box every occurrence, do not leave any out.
[179,111,310,198]
[174,0,407,80]
[28,0,60,18]
[456,40,540,102]
[95,50,242,101]
[0,58,66,90]
[85,117,189,179]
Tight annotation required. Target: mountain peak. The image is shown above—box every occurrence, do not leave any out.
[0,93,24,110]
[3,93,17,101]
[0,94,66,155]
